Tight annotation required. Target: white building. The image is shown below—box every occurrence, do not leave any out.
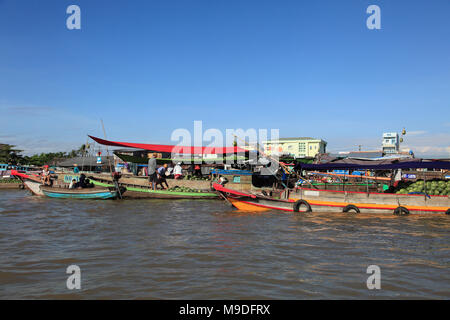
[382,132,399,154]
[263,137,327,158]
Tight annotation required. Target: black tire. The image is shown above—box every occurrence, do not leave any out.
[394,206,410,216]
[343,204,360,214]
[293,200,312,213]
[445,209,450,215]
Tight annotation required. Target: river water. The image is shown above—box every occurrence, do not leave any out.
[0,189,449,299]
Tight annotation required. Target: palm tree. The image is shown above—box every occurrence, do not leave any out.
[0,144,24,165]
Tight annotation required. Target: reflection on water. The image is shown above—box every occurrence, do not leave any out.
[0,190,449,299]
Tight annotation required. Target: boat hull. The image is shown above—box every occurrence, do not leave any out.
[23,178,45,196]
[291,187,449,214]
[228,198,282,212]
[92,180,218,199]
[40,186,120,199]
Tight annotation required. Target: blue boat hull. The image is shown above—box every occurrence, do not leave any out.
[40,186,119,199]
[42,190,118,199]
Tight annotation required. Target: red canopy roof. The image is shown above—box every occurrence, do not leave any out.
[88,135,247,155]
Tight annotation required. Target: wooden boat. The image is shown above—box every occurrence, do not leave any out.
[91,179,218,199]
[39,185,122,199]
[213,158,450,215]
[213,183,450,215]
[11,170,125,200]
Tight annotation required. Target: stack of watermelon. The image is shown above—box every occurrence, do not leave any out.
[396,179,450,196]
[167,186,205,193]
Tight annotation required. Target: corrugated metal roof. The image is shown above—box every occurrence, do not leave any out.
[346,151,383,159]
[265,137,326,142]
[55,156,114,167]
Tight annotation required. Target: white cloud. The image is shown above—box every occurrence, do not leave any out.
[410,146,450,155]
[402,132,450,158]
[406,130,427,136]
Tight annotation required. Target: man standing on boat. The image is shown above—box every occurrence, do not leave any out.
[148,153,157,190]
[156,163,169,190]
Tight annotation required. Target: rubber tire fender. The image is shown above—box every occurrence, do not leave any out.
[394,206,410,216]
[343,204,360,214]
[293,200,312,213]
[445,208,450,215]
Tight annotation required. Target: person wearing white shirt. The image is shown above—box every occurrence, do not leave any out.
[69,179,76,189]
[166,165,174,178]
[174,163,183,179]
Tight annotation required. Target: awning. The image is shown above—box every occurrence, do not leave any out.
[55,156,114,167]
[295,160,450,171]
[88,135,247,155]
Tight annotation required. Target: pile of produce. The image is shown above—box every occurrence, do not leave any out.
[167,186,207,193]
[0,178,21,183]
[394,179,450,196]
[183,175,209,181]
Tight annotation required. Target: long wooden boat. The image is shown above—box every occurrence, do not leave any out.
[91,180,218,199]
[11,170,124,200]
[213,183,450,215]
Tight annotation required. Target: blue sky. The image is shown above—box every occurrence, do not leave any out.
[1,0,449,156]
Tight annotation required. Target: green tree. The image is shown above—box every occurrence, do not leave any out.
[0,144,24,165]
[1,143,89,167]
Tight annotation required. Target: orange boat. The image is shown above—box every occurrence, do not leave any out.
[213,160,450,215]
[213,183,450,215]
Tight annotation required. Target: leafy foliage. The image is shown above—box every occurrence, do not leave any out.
[0,144,23,165]
[0,143,89,166]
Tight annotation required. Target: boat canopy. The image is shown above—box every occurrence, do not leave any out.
[294,160,450,171]
[88,135,247,155]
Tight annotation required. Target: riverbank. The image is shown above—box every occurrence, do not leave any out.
[0,180,23,189]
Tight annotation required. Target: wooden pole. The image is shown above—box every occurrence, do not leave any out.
[100,120,122,199]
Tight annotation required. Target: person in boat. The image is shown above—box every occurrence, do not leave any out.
[84,178,94,188]
[148,153,157,190]
[166,164,174,178]
[188,164,195,176]
[69,179,76,189]
[41,165,52,185]
[174,162,183,179]
[74,174,84,188]
[73,164,80,173]
[73,174,94,188]
[156,164,169,189]
[194,164,202,177]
